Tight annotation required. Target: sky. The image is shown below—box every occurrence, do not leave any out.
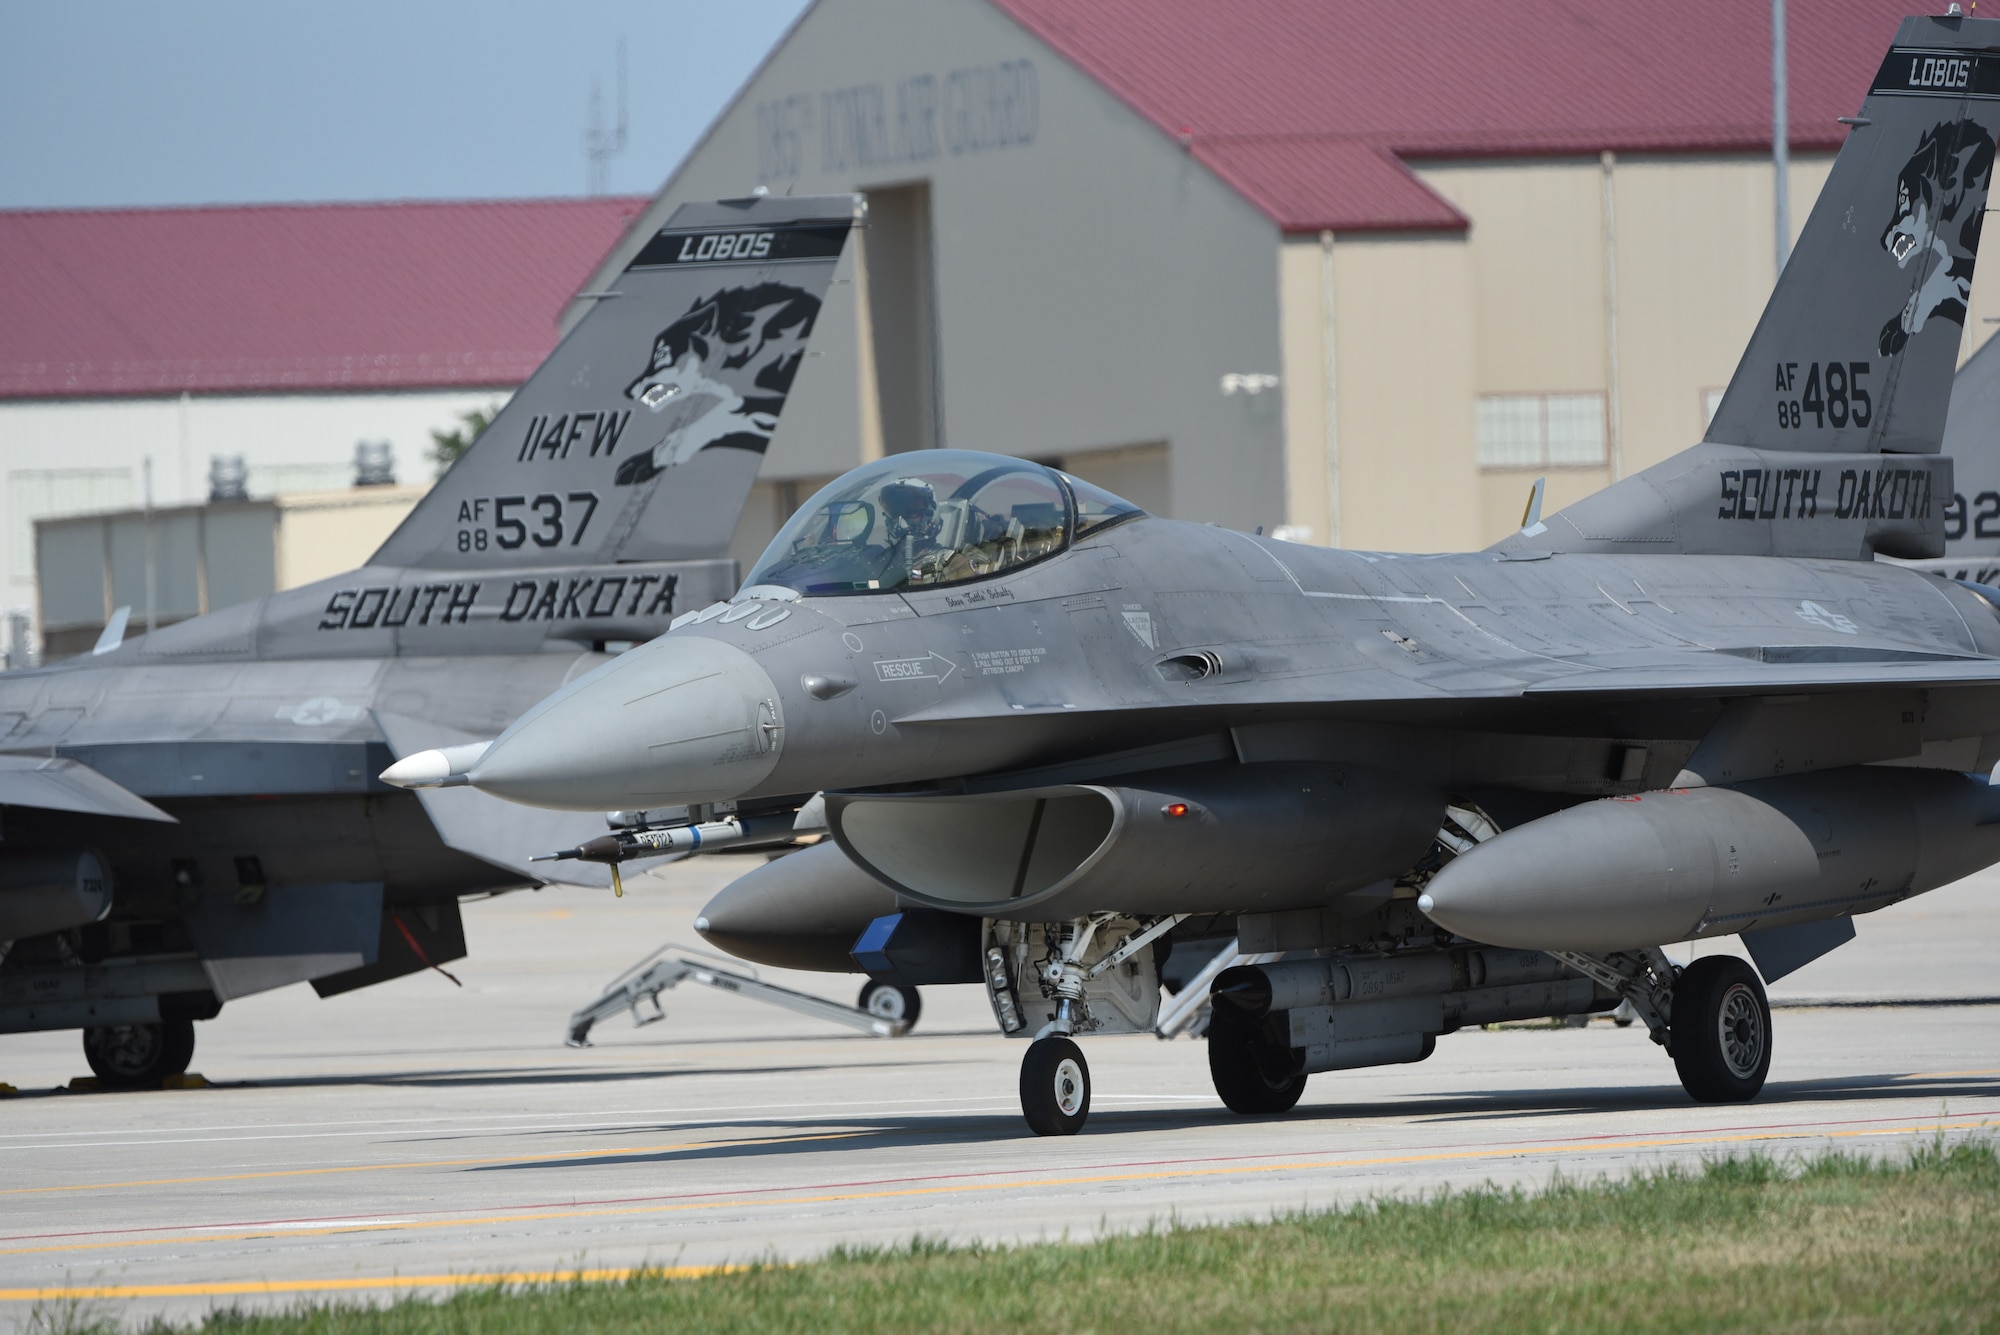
[0,1,813,210]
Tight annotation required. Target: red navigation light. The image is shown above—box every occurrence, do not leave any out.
[1163,802,1189,819]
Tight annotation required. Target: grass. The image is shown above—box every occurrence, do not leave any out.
[34,1139,2000,1335]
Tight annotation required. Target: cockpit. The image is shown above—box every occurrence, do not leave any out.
[744,450,1143,596]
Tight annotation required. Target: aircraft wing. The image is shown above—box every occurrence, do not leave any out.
[0,753,176,822]
[374,712,621,889]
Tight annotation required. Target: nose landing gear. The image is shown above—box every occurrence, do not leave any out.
[1009,913,1186,1135]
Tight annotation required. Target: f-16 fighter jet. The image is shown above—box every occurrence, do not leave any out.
[1,194,859,1087]
[400,15,2000,1135]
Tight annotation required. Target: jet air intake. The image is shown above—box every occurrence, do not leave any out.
[826,762,1443,921]
[0,851,113,942]
[1418,767,2000,952]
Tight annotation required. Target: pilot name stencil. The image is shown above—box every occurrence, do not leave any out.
[1717,465,1937,521]
[939,585,1015,609]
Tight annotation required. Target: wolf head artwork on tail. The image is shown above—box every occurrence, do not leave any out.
[368,197,859,568]
[615,282,822,485]
[1700,33,2000,459]
[1878,118,1995,355]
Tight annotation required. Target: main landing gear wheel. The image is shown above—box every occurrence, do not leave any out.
[1207,1005,1307,1115]
[1020,1035,1090,1135]
[858,980,921,1030]
[82,1019,194,1090]
[1671,956,1772,1103]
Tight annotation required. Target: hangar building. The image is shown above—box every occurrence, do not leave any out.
[579,0,2000,569]
[0,197,644,654]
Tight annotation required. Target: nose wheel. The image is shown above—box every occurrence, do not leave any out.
[1020,1035,1091,1135]
[1670,955,1772,1102]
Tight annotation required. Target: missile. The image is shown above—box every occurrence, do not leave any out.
[1417,766,2000,952]
[534,810,803,865]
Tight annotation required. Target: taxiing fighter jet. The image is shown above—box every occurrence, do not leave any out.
[1,194,859,1087]
[397,15,2000,1135]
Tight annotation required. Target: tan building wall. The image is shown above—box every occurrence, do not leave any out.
[1272,150,2000,554]
[273,486,431,590]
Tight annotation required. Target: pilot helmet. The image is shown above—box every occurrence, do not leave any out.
[880,478,938,525]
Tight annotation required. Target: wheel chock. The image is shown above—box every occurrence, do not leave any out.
[163,1073,209,1089]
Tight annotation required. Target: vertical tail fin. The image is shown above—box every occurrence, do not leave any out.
[369,194,862,570]
[1706,15,2000,456]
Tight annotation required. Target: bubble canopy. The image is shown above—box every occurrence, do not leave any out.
[745,450,1142,596]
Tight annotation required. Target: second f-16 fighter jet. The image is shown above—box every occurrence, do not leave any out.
[395,14,2000,1134]
[1,194,857,1087]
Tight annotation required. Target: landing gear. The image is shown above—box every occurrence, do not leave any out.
[1671,956,1772,1103]
[82,1020,194,1090]
[1207,1005,1307,1115]
[1020,1035,1090,1135]
[1006,913,1187,1135]
[858,980,921,1030]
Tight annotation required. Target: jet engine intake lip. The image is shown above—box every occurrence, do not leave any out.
[826,785,1125,917]
[824,761,1442,922]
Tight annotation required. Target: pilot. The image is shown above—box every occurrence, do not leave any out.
[880,478,940,544]
[880,477,952,584]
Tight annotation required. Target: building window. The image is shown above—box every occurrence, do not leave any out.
[1476,393,1606,468]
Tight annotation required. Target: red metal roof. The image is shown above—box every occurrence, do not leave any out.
[991,0,1924,233]
[0,197,647,400]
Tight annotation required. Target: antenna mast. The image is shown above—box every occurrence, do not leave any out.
[586,37,629,196]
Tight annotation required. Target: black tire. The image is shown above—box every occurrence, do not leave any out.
[82,1019,195,1090]
[1019,1035,1090,1135]
[1671,956,1772,1103]
[858,980,921,1029]
[1207,1005,1308,1115]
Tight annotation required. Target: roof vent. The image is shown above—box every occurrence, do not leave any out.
[354,441,396,488]
[208,454,248,502]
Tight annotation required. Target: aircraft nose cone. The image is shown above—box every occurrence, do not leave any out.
[468,635,784,811]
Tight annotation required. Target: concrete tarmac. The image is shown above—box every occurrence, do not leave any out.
[2,854,1996,1328]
